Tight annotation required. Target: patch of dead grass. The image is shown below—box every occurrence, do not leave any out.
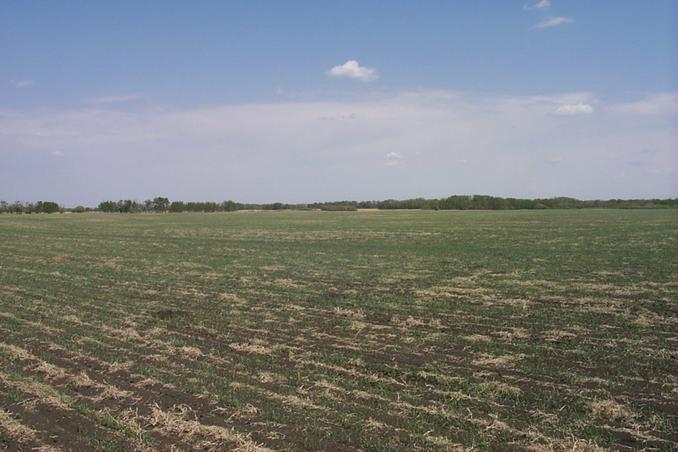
[147,404,270,451]
[542,330,576,342]
[495,328,530,342]
[179,346,203,359]
[229,341,279,356]
[390,315,425,328]
[333,307,365,320]
[0,408,42,444]
[414,285,495,299]
[590,399,633,422]
[463,334,492,343]
[218,292,244,303]
[472,353,525,369]
[478,381,522,398]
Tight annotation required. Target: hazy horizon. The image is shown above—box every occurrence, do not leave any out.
[2,1,677,206]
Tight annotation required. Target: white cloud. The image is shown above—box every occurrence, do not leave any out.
[50,150,64,157]
[327,60,378,81]
[524,0,551,10]
[553,103,594,115]
[608,93,678,115]
[534,16,573,28]
[86,94,142,104]
[319,113,357,121]
[10,80,35,88]
[385,151,403,166]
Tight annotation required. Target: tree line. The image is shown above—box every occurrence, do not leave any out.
[0,200,62,214]
[96,198,245,213]
[1,195,676,214]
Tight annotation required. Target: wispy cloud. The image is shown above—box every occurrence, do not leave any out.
[553,103,594,116]
[534,16,573,28]
[86,94,142,104]
[319,113,357,121]
[524,0,551,10]
[385,151,403,166]
[327,60,378,81]
[609,93,678,115]
[10,79,35,88]
[1,90,675,203]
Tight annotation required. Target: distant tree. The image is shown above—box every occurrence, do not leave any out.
[152,197,170,212]
[320,204,357,211]
[170,201,185,212]
[9,202,24,214]
[35,201,60,213]
[116,200,131,213]
[221,200,238,212]
[72,205,87,213]
[357,201,375,209]
[98,201,117,212]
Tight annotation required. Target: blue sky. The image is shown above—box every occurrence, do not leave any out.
[1,1,677,205]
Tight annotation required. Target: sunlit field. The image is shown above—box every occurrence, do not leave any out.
[0,209,676,450]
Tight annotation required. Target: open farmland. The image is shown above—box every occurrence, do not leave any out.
[0,209,676,451]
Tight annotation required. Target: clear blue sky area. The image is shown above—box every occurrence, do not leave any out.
[2,1,676,106]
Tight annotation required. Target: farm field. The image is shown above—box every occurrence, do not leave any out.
[0,209,676,451]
